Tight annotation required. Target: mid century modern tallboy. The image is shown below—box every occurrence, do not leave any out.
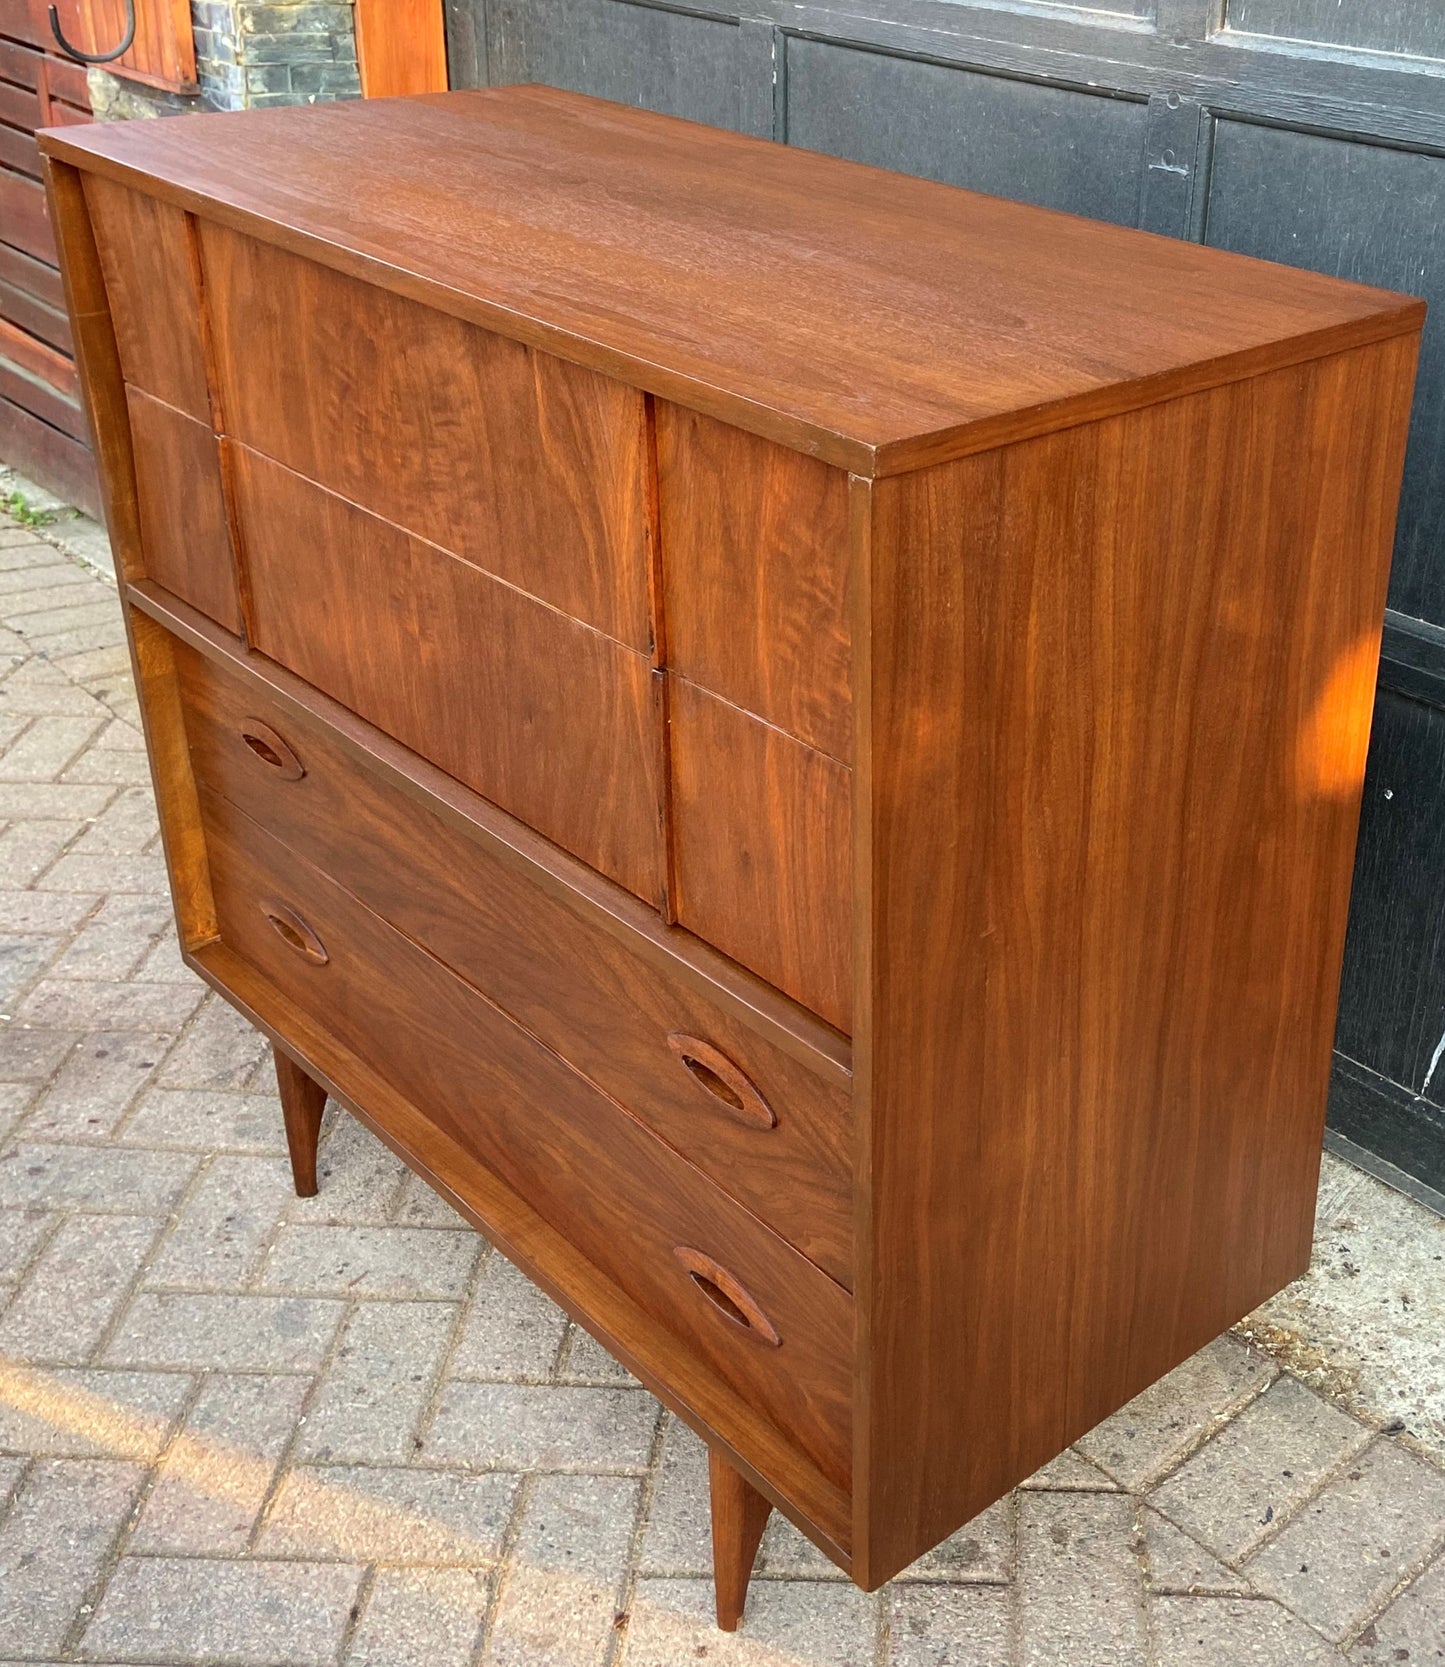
[40,87,1422,1628]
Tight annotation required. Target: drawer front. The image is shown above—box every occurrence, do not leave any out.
[173,637,854,1287]
[198,222,651,650]
[128,389,243,636]
[658,403,852,763]
[84,175,210,422]
[231,446,661,904]
[200,792,853,1487]
[671,678,854,1034]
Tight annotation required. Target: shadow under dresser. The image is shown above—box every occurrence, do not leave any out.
[38,84,1423,1628]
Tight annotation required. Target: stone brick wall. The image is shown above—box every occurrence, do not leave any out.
[92,0,360,116]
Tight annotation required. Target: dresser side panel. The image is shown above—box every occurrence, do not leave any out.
[854,333,1420,1583]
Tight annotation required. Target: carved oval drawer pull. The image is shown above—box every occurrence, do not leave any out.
[674,1247,782,1347]
[666,1034,776,1130]
[260,898,329,965]
[239,718,305,781]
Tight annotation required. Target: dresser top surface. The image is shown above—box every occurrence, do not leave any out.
[42,84,1423,475]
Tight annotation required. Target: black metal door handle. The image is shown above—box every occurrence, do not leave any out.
[49,0,136,65]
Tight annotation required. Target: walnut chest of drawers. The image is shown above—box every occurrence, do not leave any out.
[40,85,1423,1626]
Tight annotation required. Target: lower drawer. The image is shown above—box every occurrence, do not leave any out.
[199,788,853,1489]
[174,635,854,1286]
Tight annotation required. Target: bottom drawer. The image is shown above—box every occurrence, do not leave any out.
[198,788,853,1490]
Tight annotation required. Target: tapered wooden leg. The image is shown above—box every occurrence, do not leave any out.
[274,1046,327,1197]
[709,1448,771,1632]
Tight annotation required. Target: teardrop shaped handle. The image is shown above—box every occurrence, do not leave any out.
[666,1034,776,1130]
[261,898,328,965]
[239,718,305,781]
[674,1247,781,1347]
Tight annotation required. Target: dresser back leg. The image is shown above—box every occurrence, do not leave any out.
[274,1046,327,1197]
[708,1447,772,1631]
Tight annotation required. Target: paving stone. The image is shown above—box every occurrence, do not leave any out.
[104,1292,346,1372]
[1151,1594,1349,1665]
[346,1567,492,1667]
[68,787,159,856]
[559,1322,640,1386]
[285,1113,409,1225]
[0,1365,191,1459]
[132,932,188,983]
[0,716,104,781]
[1075,1333,1277,1490]
[299,1298,455,1464]
[1020,1445,1120,1490]
[0,1203,52,1280]
[0,1024,79,1080]
[0,820,81,887]
[80,1555,366,1666]
[59,642,131,683]
[0,560,89,592]
[0,932,64,1004]
[119,1087,288,1154]
[1244,1438,1445,1641]
[0,1079,34,1141]
[0,1141,195,1211]
[0,1452,24,1506]
[158,995,271,1090]
[638,1416,711,1575]
[261,1223,480,1299]
[423,1381,659,1472]
[45,896,171,982]
[0,781,113,819]
[393,1168,468,1227]
[131,1372,313,1555]
[1141,1505,1251,1594]
[0,1212,160,1361]
[25,1030,169,1139]
[758,1510,843,1578]
[900,1494,1014,1583]
[61,747,152,788]
[1016,1490,1149,1667]
[146,1154,295,1290]
[0,888,98,932]
[11,601,119,641]
[17,976,202,1031]
[260,1463,517,1563]
[1350,1548,1445,1664]
[37,851,169,895]
[0,1458,147,1656]
[449,1251,569,1380]
[1151,1373,1372,1561]
[625,1576,878,1665]
[885,1585,1012,1666]
[24,619,127,663]
[492,1473,641,1666]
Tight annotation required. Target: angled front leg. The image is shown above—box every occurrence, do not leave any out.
[274,1046,327,1197]
[709,1447,771,1631]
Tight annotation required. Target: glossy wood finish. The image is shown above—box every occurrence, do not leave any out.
[81,171,208,420]
[671,678,853,1033]
[39,87,1424,475]
[126,388,242,634]
[45,90,1424,1629]
[274,1046,326,1197]
[201,224,651,648]
[658,403,852,760]
[354,0,447,98]
[203,792,854,1492]
[231,446,662,902]
[172,634,854,1284]
[854,333,1420,1585]
[710,1449,772,1632]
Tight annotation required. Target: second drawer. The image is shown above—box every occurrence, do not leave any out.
[173,635,855,1287]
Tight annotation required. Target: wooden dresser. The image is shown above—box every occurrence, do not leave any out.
[40,86,1422,1627]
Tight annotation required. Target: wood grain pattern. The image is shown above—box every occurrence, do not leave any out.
[354,0,447,97]
[658,403,852,760]
[173,634,855,1285]
[274,1045,326,1197]
[200,222,651,648]
[230,446,662,902]
[80,171,208,420]
[853,333,1420,1585]
[126,387,242,634]
[710,1449,772,1631]
[202,792,854,1488]
[671,678,853,1033]
[38,87,1424,474]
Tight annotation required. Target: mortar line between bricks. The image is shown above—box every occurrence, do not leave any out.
[472,1469,538,1667]
[410,1236,493,1462]
[334,1564,378,1667]
[1336,1515,1445,1650]
[602,1398,670,1667]
[0,1206,71,1330]
[1007,1474,1023,1667]
[1134,1495,1161,1667]
[1133,1347,1282,1496]
[23,784,125,892]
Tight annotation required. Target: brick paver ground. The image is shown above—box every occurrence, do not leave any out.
[1,505,1443,1664]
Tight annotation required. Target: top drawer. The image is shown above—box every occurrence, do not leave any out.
[196,223,652,651]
